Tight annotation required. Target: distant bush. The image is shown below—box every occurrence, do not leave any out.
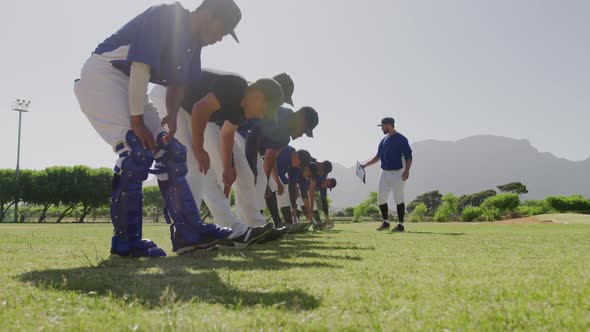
[482,208,501,221]
[434,193,459,222]
[461,207,483,222]
[482,193,520,213]
[517,200,553,216]
[410,203,427,223]
[334,211,346,218]
[458,190,497,212]
[407,191,442,216]
[546,195,590,212]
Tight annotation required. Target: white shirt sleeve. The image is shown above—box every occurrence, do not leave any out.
[128,62,151,116]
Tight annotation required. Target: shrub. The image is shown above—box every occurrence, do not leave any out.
[482,193,520,213]
[434,205,451,222]
[482,208,501,221]
[410,203,427,223]
[458,190,497,212]
[546,195,590,212]
[461,206,483,222]
[517,200,553,216]
[407,191,442,216]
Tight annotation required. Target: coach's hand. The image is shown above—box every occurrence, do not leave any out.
[223,167,237,198]
[161,112,178,144]
[131,115,157,153]
[194,148,210,175]
[402,169,410,181]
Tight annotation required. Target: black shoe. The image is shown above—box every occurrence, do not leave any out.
[232,225,272,249]
[377,222,391,231]
[313,221,328,231]
[257,227,288,244]
[392,224,405,233]
[175,235,221,255]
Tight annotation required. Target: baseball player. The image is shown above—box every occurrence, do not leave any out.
[74,1,242,257]
[361,117,413,232]
[237,74,318,233]
[302,161,337,230]
[149,70,284,249]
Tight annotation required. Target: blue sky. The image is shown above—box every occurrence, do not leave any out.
[0,0,588,170]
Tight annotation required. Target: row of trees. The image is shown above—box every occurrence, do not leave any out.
[0,167,112,223]
[338,182,590,223]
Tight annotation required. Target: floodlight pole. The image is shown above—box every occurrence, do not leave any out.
[12,99,30,223]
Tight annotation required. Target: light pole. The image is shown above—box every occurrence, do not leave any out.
[12,99,30,223]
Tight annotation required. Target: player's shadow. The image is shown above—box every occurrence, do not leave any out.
[399,231,465,236]
[18,252,321,311]
[18,232,368,310]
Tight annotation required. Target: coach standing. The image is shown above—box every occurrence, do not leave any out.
[361,117,413,232]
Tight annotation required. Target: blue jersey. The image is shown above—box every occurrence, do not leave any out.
[377,133,413,171]
[94,3,202,86]
[276,146,296,185]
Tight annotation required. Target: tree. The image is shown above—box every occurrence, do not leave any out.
[353,192,379,222]
[434,193,459,222]
[0,169,17,222]
[410,203,427,222]
[497,182,528,195]
[75,167,111,223]
[143,186,164,222]
[457,190,497,212]
[344,207,355,217]
[407,190,442,216]
[482,193,521,213]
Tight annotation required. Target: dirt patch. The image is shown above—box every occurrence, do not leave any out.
[491,216,555,225]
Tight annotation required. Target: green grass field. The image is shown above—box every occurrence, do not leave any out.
[1,219,589,331]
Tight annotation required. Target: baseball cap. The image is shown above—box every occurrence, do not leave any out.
[250,78,285,122]
[300,106,319,138]
[200,0,242,43]
[297,149,313,168]
[273,73,295,106]
[378,117,395,127]
[327,178,337,191]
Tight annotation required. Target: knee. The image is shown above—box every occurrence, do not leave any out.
[158,136,189,177]
[118,131,154,182]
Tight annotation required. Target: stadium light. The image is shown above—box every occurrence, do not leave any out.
[11,99,31,223]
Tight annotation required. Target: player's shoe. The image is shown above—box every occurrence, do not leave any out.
[313,221,328,231]
[173,234,222,255]
[294,221,313,233]
[231,224,273,250]
[377,222,391,231]
[257,226,289,244]
[110,238,167,258]
[391,224,405,233]
[324,222,335,230]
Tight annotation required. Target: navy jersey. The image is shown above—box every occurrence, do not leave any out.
[377,133,413,171]
[94,3,202,86]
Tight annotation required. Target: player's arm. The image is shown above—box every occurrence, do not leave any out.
[220,120,239,197]
[320,188,330,221]
[161,85,185,143]
[362,155,380,169]
[402,140,413,181]
[308,177,317,214]
[191,92,221,174]
[300,178,314,222]
[129,62,156,152]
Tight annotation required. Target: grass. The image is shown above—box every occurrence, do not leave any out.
[1,219,589,331]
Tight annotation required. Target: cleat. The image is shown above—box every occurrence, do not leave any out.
[173,234,221,255]
[313,221,328,231]
[391,224,405,233]
[231,224,273,250]
[377,222,390,231]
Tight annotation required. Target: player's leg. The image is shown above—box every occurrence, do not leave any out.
[233,133,269,228]
[391,169,406,232]
[74,56,166,257]
[147,107,234,254]
[202,123,270,248]
[377,170,394,231]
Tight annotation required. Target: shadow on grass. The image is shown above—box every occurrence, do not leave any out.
[399,231,465,236]
[17,232,367,311]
